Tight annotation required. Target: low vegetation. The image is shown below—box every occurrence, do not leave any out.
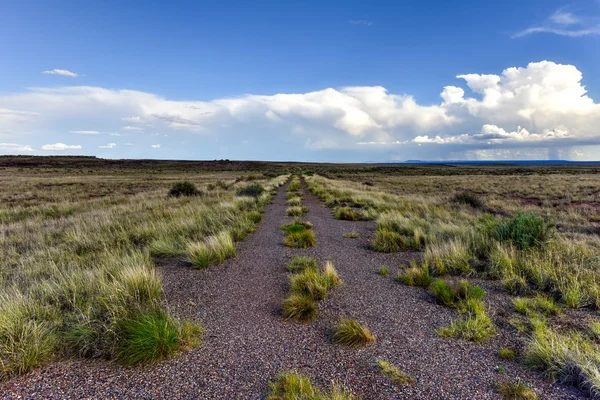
[343,231,359,239]
[333,318,375,346]
[496,379,538,400]
[397,262,431,287]
[281,258,341,321]
[0,166,287,380]
[376,359,415,385]
[267,371,354,400]
[169,181,202,197]
[499,348,517,360]
[187,231,236,269]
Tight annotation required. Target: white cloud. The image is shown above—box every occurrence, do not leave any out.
[42,69,78,77]
[348,20,373,26]
[99,143,116,149]
[70,130,100,135]
[42,143,82,151]
[151,144,160,148]
[2,60,600,160]
[550,10,580,25]
[0,143,34,152]
[122,116,142,122]
[514,8,600,38]
[109,132,125,136]
[122,125,144,131]
[124,143,134,146]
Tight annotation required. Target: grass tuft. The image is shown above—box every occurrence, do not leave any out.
[281,294,318,321]
[376,359,415,385]
[373,229,407,253]
[333,318,375,346]
[499,347,517,360]
[267,371,354,400]
[287,256,318,273]
[496,379,538,400]
[187,231,236,269]
[117,311,181,365]
[343,232,359,239]
[284,229,316,248]
[398,263,431,287]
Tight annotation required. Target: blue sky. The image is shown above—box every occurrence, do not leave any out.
[1,0,600,161]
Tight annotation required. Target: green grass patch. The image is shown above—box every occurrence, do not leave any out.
[187,231,236,269]
[376,359,415,385]
[283,229,316,248]
[287,256,319,273]
[267,371,354,400]
[333,318,375,346]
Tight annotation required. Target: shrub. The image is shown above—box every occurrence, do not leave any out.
[334,207,360,221]
[495,212,554,250]
[376,359,415,385]
[499,348,517,360]
[267,371,354,400]
[236,183,265,198]
[496,379,538,400]
[287,256,318,273]
[284,230,316,248]
[248,210,263,224]
[168,181,200,197]
[398,263,431,287]
[373,230,406,253]
[333,318,375,346]
[453,191,483,208]
[281,294,318,321]
[116,311,180,365]
[187,231,236,269]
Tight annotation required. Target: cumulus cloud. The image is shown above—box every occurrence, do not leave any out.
[42,143,82,151]
[151,144,160,148]
[0,143,34,152]
[99,143,116,149]
[70,130,100,135]
[42,69,78,77]
[2,60,600,160]
[109,132,125,136]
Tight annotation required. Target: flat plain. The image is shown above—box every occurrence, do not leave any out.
[2,156,600,399]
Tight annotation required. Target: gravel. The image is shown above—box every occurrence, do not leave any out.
[0,182,585,399]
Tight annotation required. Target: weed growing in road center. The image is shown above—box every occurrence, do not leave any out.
[334,318,375,346]
[376,359,415,385]
[267,371,354,400]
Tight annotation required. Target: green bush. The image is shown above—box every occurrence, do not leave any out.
[333,318,375,346]
[236,183,265,198]
[168,181,200,197]
[494,212,554,250]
